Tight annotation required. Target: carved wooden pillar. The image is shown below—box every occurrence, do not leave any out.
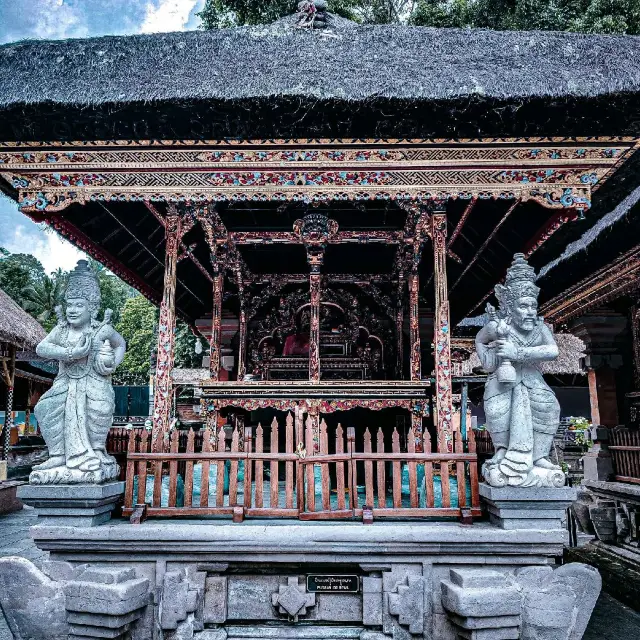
[152,207,181,453]
[432,212,453,453]
[2,345,16,461]
[631,305,640,391]
[237,300,247,381]
[408,273,421,382]
[209,269,224,381]
[431,213,453,451]
[309,272,321,382]
[396,276,404,379]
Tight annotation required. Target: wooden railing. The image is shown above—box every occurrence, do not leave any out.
[610,426,640,484]
[122,414,480,522]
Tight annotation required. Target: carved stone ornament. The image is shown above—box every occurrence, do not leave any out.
[0,558,150,640]
[30,260,127,484]
[271,576,316,621]
[441,563,601,640]
[475,254,565,488]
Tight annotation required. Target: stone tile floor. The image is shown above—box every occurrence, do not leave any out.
[0,507,639,639]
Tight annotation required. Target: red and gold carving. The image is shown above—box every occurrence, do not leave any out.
[432,213,453,453]
[152,207,181,453]
[309,273,321,382]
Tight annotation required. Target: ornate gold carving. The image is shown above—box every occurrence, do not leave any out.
[1,138,636,214]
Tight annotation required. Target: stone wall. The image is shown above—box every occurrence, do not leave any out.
[0,519,599,640]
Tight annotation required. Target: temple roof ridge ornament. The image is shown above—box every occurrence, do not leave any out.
[295,1,328,30]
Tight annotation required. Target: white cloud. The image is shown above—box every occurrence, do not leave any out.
[140,0,201,33]
[0,195,86,274]
[7,224,86,275]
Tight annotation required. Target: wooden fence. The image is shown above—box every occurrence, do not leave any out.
[610,426,640,484]
[122,413,480,522]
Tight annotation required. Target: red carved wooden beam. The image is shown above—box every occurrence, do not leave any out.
[145,201,214,284]
[32,211,163,306]
[448,196,477,249]
[231,230,403,245]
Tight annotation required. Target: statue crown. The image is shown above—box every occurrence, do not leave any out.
[65,259,101,307]
[495,253,540,314]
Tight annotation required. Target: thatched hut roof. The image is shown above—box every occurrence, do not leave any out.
[1,17,640,140]
[0,288,46,351]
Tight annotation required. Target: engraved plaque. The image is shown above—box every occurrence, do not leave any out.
[306,575,360,593]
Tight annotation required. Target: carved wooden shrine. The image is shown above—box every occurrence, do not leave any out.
[3,137,639,521]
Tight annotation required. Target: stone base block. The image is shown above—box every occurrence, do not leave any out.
[0,480,24,514]
[17,481,124,526]
[479,483,576,530]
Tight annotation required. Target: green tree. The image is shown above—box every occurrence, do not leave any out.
[411,0,640,34]
[197,0,409,27]
[175,322,203,369]
[86,257,135,325]
[115,295,157,384]
[0,248,46,306]
[20,268,67,331]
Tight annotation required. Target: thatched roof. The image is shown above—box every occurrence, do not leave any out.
[463,333,586,376]
[2,17,640,106]
[1,16,640,140]
[0,289,46,351]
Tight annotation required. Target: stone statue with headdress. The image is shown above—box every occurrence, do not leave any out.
[31,260,126,484]
[475,254,564,488]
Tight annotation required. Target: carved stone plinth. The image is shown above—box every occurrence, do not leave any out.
[17,481,124,526]
[479,483,576,530]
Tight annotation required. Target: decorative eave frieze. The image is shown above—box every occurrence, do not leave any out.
[0,137,636,214]
[541,243,640,325]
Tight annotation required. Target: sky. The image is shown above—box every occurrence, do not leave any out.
[0,0,205,273]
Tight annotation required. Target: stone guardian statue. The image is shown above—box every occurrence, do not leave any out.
[31,260,126,484]
[475,254,565,488]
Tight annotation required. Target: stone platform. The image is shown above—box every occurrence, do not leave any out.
[21,519,578,640]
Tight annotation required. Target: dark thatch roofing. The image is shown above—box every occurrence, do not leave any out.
[1,16,640,140]
[2,17,640,106]
[0,288,46,351]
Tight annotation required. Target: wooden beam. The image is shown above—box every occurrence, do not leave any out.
[450,199,520,293]
[447,196,477,251]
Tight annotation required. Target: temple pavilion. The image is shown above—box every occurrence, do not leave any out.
[2,8,640,521]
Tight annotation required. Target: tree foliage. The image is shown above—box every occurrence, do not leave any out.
[411,0,640,34]
[0,248,46,307]
[198,0,640,33]
[21,268,67,331]
[115,295,157,384]
[197,0,417,27]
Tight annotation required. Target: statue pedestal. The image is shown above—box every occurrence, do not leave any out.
[480,483,576,530]
[17,481,124,526]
